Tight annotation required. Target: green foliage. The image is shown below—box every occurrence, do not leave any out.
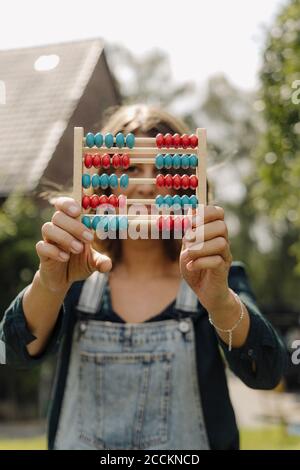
[254,0,300,272]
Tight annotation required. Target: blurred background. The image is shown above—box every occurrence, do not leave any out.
[0,0,300,450]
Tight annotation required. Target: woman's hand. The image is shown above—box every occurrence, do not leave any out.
[179,205,233,313]
[36,197,112,293]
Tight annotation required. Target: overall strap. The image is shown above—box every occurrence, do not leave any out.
[175,278,199,313]
[77,271,108,314]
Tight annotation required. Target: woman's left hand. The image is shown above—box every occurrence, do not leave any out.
[179,205,233,313]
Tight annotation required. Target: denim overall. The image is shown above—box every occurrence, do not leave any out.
[54,271,210,450]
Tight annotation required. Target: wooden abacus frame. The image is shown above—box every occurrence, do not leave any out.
[73,127,207,226]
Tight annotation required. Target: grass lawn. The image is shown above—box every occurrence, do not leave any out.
[0,426,300,450]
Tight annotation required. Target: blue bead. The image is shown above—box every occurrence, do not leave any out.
[126,133,135,149]
[118,216,128,230]
[92,216,101,230]
[100,173,109,189]
[172,154,181,169]
[104,133,114,148]
[109,173,118,188]
[116,132,125,148]
[155,154,164,169]
[181,155,190,169]
[94,133,103,147]
[164,195,173,207]
[85,132,95,148]
[189,154,198,168]
[108,216,118,231]
[91,174,99,188]
[82,216,91,228]
[181,195,190,208]
[120,174,129,188]
[155,195,164,207]
[164,154,172,169]
[82,174,91,188]
[98,216,109,232]
[172,195,182,208]
[189,195,198,208]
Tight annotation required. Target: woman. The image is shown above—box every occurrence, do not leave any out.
[0,104,287,450]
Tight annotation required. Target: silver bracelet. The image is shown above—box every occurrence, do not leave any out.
[208,289,245,351]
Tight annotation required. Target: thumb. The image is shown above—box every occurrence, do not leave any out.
[89,247,112,273]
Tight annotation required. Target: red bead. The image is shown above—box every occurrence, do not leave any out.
[112,154,120,169]
[156,133,165,148]
[169,216,174,231]
[156,174,165,187]
[102,153,110,169]
[189,175,198,189]
[90,195,99,208]
[164,174,173,189]
[108,194,118,207]
[173,174,181,190]
[182,216,191,232]
[82,195,90,209]
[157,216,164,232]
[122,154,130,169]
[181,134,190,149]
[164,133,173,148]
[99,195,109,205]
[84,154,93,168]
[181,174,190,189]
[93,154,101,168]
[118,195,127,209]
[174,216,182,232]
[173,133,181,148]
[189,134,198,148]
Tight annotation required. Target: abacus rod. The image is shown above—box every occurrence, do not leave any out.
[83,137,198,147]
[82,147,195,156]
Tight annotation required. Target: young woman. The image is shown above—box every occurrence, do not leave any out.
[0,104,287,450]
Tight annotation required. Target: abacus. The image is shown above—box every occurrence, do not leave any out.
[73,128,207,236]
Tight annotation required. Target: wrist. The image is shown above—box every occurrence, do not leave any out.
[207,288,240,329]
[36,269,71,296]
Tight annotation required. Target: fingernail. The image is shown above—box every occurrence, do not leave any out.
[59,252,69,261]
[69,205,80,215]
[71,240,83,252]
[83,230,94,241]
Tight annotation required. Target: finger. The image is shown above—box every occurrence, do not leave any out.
[89,248,112,273]
[42,222,84,254]
[190,205,225,226]
[53,197,81,218]
[36,240,70,263]
[52,210,94,244]
[184,237,231,262]
[183,219,228,244]
[186,255,226,272]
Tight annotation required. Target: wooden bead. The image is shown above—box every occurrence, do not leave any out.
[156,133,164,148]
[189,175,198,189]
[164,174,173,189]
[173,174,181,190]
[173,133,181,148]
[118,195,127,209]
[85,132,95,148]
[116,132,125,148]
[93,154,101,168]
[189,134,198,148]
[90,195,99,208]
[181,174,190,189]
[108,194,119,207]
[181,134,190,149]
[104,133,114,148]
[82,174,91,189]
[82,195,90,209]
[112,154,121,169]
[156,174,165,187]
[84,154,93,168]
[94,133,103,147]
[99,195,109,205]
[164,133,173,148]
[122,154,130,169]
[82,216,92,228]
[102,153,110,169]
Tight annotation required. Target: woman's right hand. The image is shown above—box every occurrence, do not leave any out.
[36,197,112,293]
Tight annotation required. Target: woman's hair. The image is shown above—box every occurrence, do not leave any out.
[89,103,211,264]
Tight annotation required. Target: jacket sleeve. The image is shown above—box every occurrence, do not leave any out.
[217,261,289,390]
[0,284,70,369]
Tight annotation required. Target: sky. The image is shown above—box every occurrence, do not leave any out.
[1,0,285,91]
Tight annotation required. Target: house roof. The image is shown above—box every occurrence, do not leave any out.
[0,38,119,197]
